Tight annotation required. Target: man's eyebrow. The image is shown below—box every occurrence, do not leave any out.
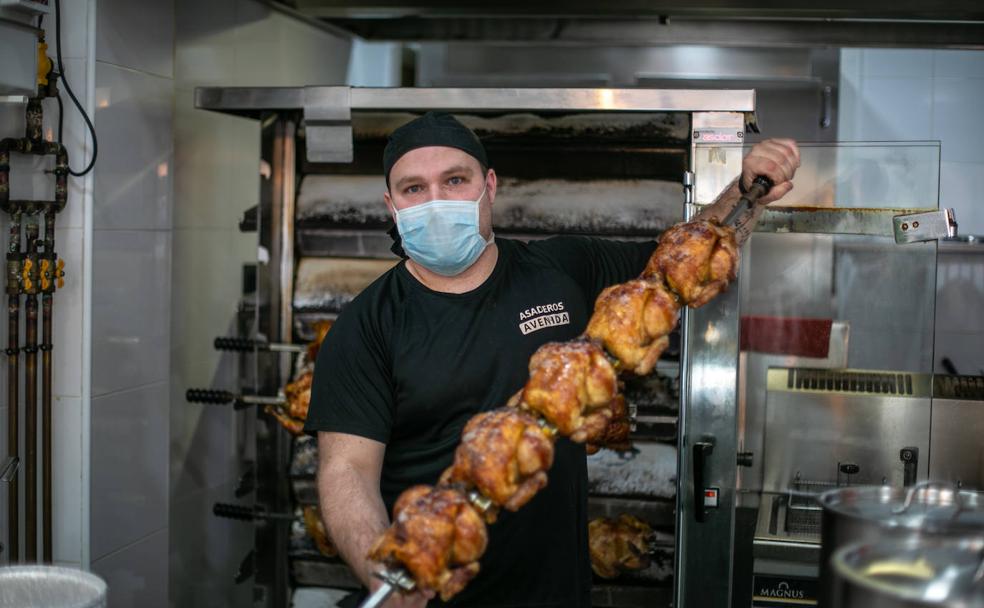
[441,164,475,177]
[393,174,422,191]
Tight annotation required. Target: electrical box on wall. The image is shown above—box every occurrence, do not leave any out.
[0,20,38,96]
[0,0,50,15]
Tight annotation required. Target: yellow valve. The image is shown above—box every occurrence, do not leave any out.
[22,259,33,292]
[40,259,52,291]
[37,40,52,87]
[56,259,65,289]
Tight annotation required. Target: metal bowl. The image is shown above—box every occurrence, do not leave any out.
[0,566,107,608]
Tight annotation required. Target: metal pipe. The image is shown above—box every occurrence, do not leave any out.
[41,210,55,563]
[5,209,21,562]
[24,222,39,562]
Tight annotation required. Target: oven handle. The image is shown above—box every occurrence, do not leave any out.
[693,439,715,523]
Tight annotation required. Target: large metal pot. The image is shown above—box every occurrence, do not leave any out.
[819,483,984,607]
[829,536,984,607]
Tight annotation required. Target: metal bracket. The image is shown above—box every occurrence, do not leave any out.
[302,86,352,163]
[893,208,958,244]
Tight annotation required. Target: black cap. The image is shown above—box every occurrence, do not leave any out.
[382,111,488,185]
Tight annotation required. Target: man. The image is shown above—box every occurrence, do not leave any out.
[305,112,799,607]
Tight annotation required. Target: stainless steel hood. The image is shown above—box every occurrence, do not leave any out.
[269,0,984,48]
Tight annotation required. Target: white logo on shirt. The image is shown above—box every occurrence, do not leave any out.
[518,301,570,335]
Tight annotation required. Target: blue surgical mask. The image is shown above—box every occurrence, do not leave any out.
[394,186,493,277]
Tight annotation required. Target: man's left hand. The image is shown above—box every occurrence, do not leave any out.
[741,139,800,206]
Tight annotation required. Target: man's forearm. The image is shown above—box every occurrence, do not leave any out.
[692,177,764,245]
[318,463,391,587]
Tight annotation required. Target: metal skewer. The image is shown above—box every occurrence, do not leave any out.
[213,336,304,353]
[722,175,773,227]
[185,388,285,409]
[360,568,417,608]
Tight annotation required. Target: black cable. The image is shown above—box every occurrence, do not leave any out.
[54,0,97,177]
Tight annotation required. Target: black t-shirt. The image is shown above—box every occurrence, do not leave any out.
[306,236,656,608]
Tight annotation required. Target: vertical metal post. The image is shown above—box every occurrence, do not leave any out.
[253,115,295,608]
[24,222,39,562]
[41,210,56,563]
[674,111,746,608]
[6,210,22,562]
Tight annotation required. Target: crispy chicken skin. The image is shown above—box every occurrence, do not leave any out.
[440,408,555,515]
[307,319,334,362]
[264,404,305,435]
[588,514,653,579]
[585,395,633,455]
[302,505,338,557]
[285,369,313,420]
[645,219,739,308]
[585,278,681,376]
[516,341,619,443]
[369,485,488,601]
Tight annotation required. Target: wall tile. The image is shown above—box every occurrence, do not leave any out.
[90,382,168,561]
[93,63,173,231]
[172,89,260,230]
[933,50,984,79]
[92,528,168,608]
[92,230,171,397]
[53,396,83,563]
[857,77,933,141]
[232,0,351,87]
[933,77,984,164]
[862,48,933,79]
[43,0,93,62]
[939,161,984,236]
[170,228,253,500]
[54,227,84,398]
[169,228,253,386]
[168,381,234,500]
[96,0,174,79]
[174,0,237,88]
[169,483,253,607]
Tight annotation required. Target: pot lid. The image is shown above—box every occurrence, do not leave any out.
[820,484,984,534]
[832,536,984,606]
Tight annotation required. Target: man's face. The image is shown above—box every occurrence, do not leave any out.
[385,146,496,240]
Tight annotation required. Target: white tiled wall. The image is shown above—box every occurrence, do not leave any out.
[89,1,174,605]
[170,1,351,605]
[839,48,984,375]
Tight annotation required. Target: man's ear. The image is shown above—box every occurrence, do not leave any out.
[486,168,497,206]
[384,190,396,221]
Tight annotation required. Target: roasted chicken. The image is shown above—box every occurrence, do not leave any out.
[264,404,305,435]
[513,341,619,443]
[645,219,738,308]
[369,485,488,601]
[303,505,338,557]
[588,514,654,579]
[585,395,632,455]
[263,370,313,436]
[307,319,334,362]
[585,278,681,375]
[266,320,331,434]
[370,216,744,599]
[285,370,313,420]
[440,408,555,516]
